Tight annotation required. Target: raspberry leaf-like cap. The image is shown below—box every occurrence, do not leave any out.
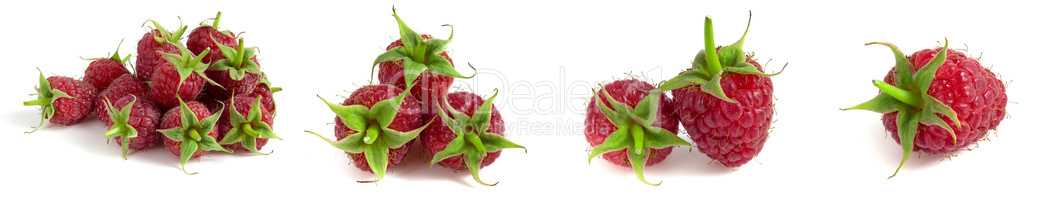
[306,88,432,183]
[162,45,221,88]
[105,40,132,66]
[159,99,229,175]
[22,69,72,133]
[371,7,476,86]
[212,38,261,81]
[103,96,140,159]
[659,12,781,103]
[845,39,962,178]
[218,95,279,155]
[430,89,525,186]
[588,88,690,186]
[146,19,188,45]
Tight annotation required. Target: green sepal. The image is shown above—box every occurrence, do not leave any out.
[23,69,72,133]
[370,86,412,128]
[464,149,497,186]
[218,95,279,155]
[162,45,220,89]
[104,40,132,66]
[146,19,188,45]
[212,38,262,81]
[371,7,475,86]
[657,70,708,91]
[102,97,140,160]
[588,86,690,185]
[848,39,963,178]
[627,148,660,186]
[659,13,780,104]
[157,99,230,175]
[428,89,524,186]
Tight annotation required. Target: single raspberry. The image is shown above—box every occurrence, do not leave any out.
[422,90,524,186]
[148,46,214,109]
[585,79,685,185]
[159,100,229,175]
[83,47,130,89]
[305,84,425,182]
[136,20,186,81]
[187,12,238,64]
[217,94,277,154]
[203,39,262,99]
[24,70,97,131]
[95,74,147,123]
[101,96,162,159]
[662,15,778,168]
[374,8,475,114]
[848,39,1007,177]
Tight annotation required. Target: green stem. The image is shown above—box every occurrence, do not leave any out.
[363,124,379,144]
[22,98,48,106]
[242,124,258,138]
[189,129,202,141]
[873,80,919,107]
[235,38,246,67]
[212,12,222,29]
[630,124,644,155]
[703,17,723,74]
[467,133,487,153]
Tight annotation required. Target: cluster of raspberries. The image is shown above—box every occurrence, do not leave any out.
[305,7,525,186]
[24,12,280,174]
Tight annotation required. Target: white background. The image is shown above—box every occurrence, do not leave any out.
[1,0,1046,199]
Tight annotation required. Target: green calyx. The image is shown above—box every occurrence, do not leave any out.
[430,89,525,186]
[659,13,781,103]
[212,38,261,81]
[588,88,691,186]
[845,39,961,178]
[162,45,221,89]
[105,40,131,66]
[159,99,230,175]
[305,88,431,183]
[218,95,280,155]
[146,19,188,45]
[22,69,72,133]
[102,96,140,160]
[371,7,476,86]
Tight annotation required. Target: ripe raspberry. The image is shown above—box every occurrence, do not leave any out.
[136,21,186,81]
[217,94,277,153]
[203,39,262,99]
[374,8,474,114]
[187,12,238,63]
[671,58,773,167]
[24,71,97,130]
[95,74,147,123]
[306,84,425,182]
[662,15,777,168]
[881,48,1007,154]
[83,50,130,89]
[101,96,162,159]
[148,46,213,109]
[848,40,1007,177]
[585,79,685,185]
[422,91,524,186]
[377,35,454,112]
[159,100,228,174]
